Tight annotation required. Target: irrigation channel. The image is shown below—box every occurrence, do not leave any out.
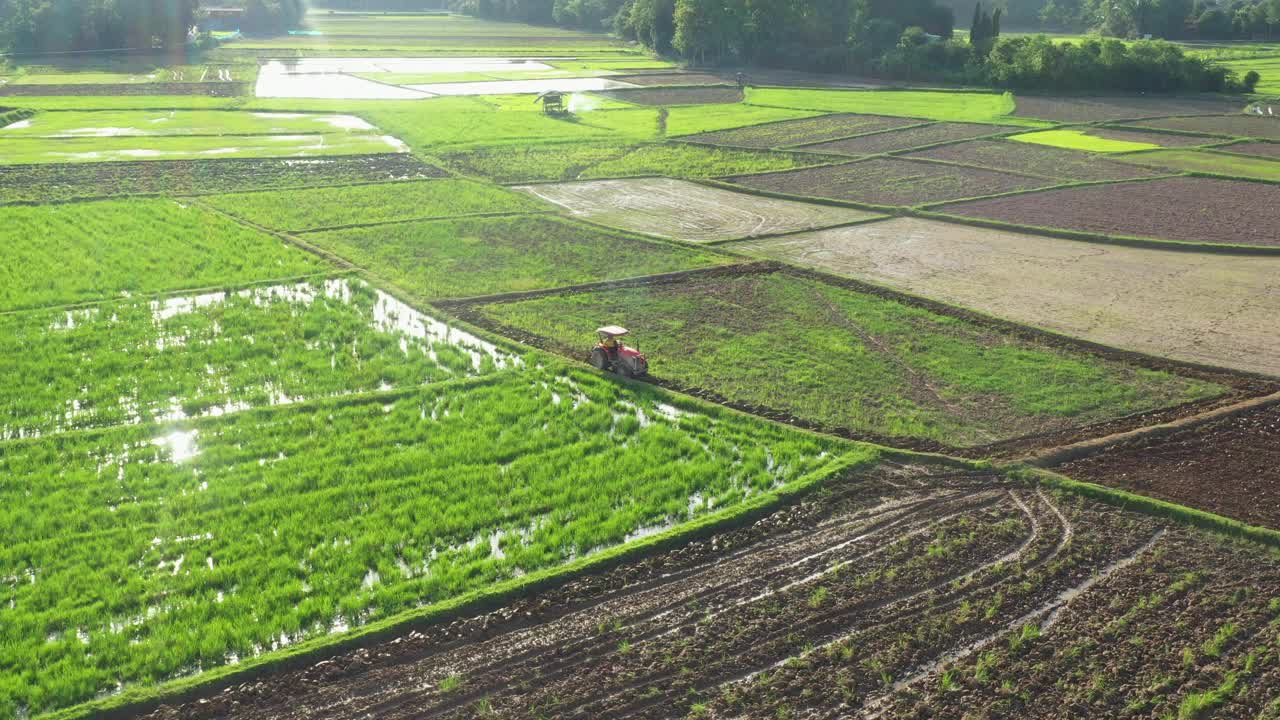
[136,464,1185,719]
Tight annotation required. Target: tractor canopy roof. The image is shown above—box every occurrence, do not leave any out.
[596,325,628,337]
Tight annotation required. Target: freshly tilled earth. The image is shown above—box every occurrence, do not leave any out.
[938,176,1280,246]
[1057,403,1280,530]
[130,466,1280,720]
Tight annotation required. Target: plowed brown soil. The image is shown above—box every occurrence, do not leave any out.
[938,176,1280,246]
[0,154,445,204]
[801,122,1022,155]
[687,113,921,149]
[126,466,1280,720]
[1136,114,1280,140]
[728,157,1052,206]
[1220,140,1280,158]
[1089,126,1216,147]
[905,139,1161,181]
[1056,403,1280,529]
[1013,95,1244,122]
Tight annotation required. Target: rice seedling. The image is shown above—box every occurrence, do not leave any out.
[0,199,325,312]
[0,364,846,715]
[201,180,544,232]
[301,215,730,301]
[0,277,511,438]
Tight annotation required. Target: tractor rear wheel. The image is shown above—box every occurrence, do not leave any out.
[589,348,609,371]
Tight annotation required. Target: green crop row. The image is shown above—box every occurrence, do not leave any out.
[0,364,846,717]
[0,199,325,312]
[301,214,731,301]
[201,179,544,231]
[437,141,838,183]
[0,277,514,438]
[476,271,1223,447]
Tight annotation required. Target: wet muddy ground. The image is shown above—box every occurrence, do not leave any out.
[1057,402,1280,530]
[130,464,1280,720]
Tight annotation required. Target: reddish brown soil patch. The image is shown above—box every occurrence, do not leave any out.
[1013,95,1245,122]
[905,139,1160,181]
[598,86,741,105]
[0,82,247,97]
[1056,403,1280,529]
[124,468,1280,720]
[610,72,728,86]
[1089,126,1217,147]
[0,154,445,204]
[802,122,1022,155]
[1218,140,1280,158]
[1136,114,1280,140]
[938,176,1280,246]
[686,113,921,149]
[727,157,1052,206]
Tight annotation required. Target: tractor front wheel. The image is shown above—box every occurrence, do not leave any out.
[589,348,610,371]
[615,362,633,379]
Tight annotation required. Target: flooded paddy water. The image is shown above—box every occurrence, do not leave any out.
[255,57,637,99]
[0,277,518,439]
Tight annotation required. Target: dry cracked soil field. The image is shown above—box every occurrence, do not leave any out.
[138,464,1280,720]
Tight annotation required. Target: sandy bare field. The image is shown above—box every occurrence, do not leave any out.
[516,177,880,242]
[732,217,1280,377]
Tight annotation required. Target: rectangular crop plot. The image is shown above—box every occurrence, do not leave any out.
[904,139,1160,181]
[1115,148,1280,182]
[1012,96,1244,123]
[1220,141,1280,159]
[437,141,833,183]
[685,113,922,149]
[732,217,1280,377]
[0,365,842,716]
[937,176,1280,247]
[0,155,445,204]
[516,178,881,243]
[0,110,375,137]
[202,180,544,232]
[1059,403,1280,529]
[598,86,742,105]
[1081,126,1216,148]
[727,157,1053,207]
[302,214,730,300]
[1134,115,1280,140]
[0,199,325,312]
[800,122,1021,156]
[0,133,407,164]
[0,278,516,438]
[472,270,1220,447]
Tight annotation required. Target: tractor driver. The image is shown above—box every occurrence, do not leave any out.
[601,333,619,355]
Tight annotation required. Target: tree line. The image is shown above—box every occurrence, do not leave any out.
[0,0,198,53]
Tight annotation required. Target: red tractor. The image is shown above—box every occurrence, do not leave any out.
[589,326,648,378]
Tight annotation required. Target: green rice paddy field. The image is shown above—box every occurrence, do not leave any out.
[1,12,1276,719]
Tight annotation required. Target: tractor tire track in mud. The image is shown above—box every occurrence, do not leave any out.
[131,466,1241,720]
